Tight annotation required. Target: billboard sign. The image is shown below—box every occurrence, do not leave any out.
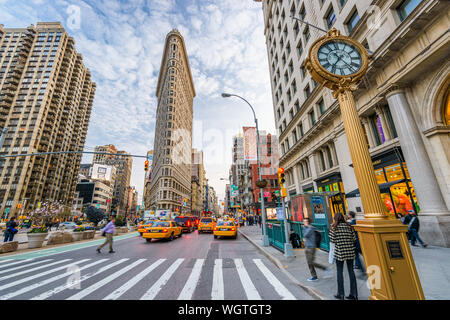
[91,164,114,182]
[243,126,257,161]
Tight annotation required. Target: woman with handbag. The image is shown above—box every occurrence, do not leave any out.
[4,217,18,242]
[329,213,358,300]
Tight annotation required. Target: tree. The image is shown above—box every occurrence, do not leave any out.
[28,200,66,226]
[85,205,106,227]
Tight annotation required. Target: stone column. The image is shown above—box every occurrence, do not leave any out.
[308,154,318,192]
[386,88,449,215]
[292,163,301,194]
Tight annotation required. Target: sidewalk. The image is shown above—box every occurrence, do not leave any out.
[239,225,450,300]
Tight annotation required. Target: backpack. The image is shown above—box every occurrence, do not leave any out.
[314,230,322,248]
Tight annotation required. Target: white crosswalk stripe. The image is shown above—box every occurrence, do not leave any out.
[234,258,261,300]
[0,259,109,300]
[253,259,296,300]
[0,259,72,281]
[178,259,204,300]
[104,259,166,300]
[0,259,33,269]
[0,259,53,275]
[0,260,13,265]
[66,259,146,300]
[140,258,184,300]
[31,259,128,300]
[0,259,89,292]
[211,259,224,300]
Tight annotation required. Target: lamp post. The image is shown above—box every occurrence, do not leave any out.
[221,93,269,247]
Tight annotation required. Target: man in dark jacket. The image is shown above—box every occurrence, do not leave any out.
[303,218,329,281]
[402,211,427,247]
[4,217,18,242]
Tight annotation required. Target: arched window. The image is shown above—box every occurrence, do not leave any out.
[319,150,326,171]
[444,87,450,125]
[326,146,333,168]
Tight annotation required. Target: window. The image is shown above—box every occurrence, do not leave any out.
[397,0,422,21]
[309,110,316,126]
[346,10,360,33]
[385,106,398,138]
[340,0,348,8]
[289,108,294,121]
[326,146,333,167]
[298,123,304,137]
[300,5,306,20]
[369,114,385,146]
[303,26,310,43]
[301,66,306,79]
[318,98,325,115]
[294,100,300,113]
[294,22,300,36]
[291,79,297,93]
[297,39,303,57]
[319,150,326,171]
[325,7,336,30]
[293,130,298,143]
[304,85,311,99]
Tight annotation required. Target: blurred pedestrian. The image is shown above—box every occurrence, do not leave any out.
[97,217,116,254]
[329,213,358,300]
[402,210,427,248]
[3,217,18,242]
[289,229,301,248]
[346,211,365,274]
[303,218,328,281]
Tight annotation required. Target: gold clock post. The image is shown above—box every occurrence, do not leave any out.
[304,29,424,300]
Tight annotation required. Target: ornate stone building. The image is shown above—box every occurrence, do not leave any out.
[149,30,196,213]
[0,22,96,218]
[256,0,450,246]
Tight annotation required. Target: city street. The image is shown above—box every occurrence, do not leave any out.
[0,231,313,300]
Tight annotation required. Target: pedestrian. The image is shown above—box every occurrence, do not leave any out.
[302,217,329,281]
[3,217,18,242]
[96,217,116,254]
[329,213,358,300]
[289,229,302,248]
[46,220,52,232]
[402,210,427,248]
[346,211,365,274]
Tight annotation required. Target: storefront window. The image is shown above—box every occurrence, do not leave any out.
[385,164,403,182]
[375,168,386,184]
[444,88,450,125]
[370,114,386,145]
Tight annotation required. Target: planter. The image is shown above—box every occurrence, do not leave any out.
[83,230,95,239]
[27,233,48,249]
[72,232,83,241]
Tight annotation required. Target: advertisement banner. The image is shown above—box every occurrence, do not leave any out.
[290,195,304,222]
[243,126,257,161]
[276,207,284,220]
[263,191,271,197]
[311,196,327,221]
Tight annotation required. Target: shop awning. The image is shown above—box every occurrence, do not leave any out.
[345,179,406,198]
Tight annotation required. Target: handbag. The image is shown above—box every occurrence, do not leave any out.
[328,242,336,264]
[101,231,106,237]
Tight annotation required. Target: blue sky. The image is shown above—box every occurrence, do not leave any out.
[0,0,276,202]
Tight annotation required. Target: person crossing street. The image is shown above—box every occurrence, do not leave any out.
[96,217,116,254]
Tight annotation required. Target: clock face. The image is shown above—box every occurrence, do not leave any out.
[317,41,362,76]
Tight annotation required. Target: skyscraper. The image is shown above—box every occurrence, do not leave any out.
[149,29,195,213]
[91,144,132,215]
[0,22,96,217]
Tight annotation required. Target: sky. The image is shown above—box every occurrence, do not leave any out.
[0,0,276,203]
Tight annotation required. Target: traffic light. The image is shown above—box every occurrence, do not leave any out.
[278,168,285,187]
[144,160,149,171]
[271,192,276,202]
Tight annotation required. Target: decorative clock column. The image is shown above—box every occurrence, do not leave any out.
[304,28,424,300]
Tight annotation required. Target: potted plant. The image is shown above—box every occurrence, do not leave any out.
[27,225,48,248]
[72,226,85,241]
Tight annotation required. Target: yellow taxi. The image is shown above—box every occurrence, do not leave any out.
[198,217,216,233]
[138,220,157,236]
[213,220,237,239]
[142,221,182,242]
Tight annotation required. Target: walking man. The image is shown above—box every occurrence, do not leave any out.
[403,210,427,248]
[97,217,116,253]
[303,218,328,281]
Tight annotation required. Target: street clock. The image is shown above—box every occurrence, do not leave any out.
[304,28,369,95]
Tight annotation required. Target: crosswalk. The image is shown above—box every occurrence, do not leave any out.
[0,257,307,300]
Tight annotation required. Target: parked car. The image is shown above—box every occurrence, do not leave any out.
[59,222,77,229]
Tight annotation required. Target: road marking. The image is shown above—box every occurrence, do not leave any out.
[0,260,13,264]
[31,259,128,300]
[1,259,109,300]
[211,259,224,300]
[253,259,296,300]
[104,259,166,300]
[0,259,72,281]
[234,259,261,300]
[0,259,33,269]
[0,259,89,292]
[140,258,184,300]
[0,259,53,275]
[66,259,146,300]
[178,259,204,300]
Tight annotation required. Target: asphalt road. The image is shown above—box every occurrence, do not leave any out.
[0,230,314,300]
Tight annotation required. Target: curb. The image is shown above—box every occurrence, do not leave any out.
[238,229,328,300]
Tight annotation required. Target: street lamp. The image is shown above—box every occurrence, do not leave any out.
[221,93,269,247]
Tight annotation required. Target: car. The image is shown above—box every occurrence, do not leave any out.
[59,222,77,229]
[213,220,237,239]
[198,217,216,233]
[174,215,194,233]
[192,216,200,229]
[138,220,157,236]
[142,221,182,242]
